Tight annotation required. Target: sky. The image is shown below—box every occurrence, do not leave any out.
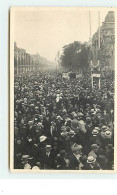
[13,7,109,62]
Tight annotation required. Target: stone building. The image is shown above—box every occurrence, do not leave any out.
[14,42,34,75]
[90,11,115,70]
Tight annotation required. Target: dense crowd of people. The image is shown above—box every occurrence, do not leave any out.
[14,68,114,170]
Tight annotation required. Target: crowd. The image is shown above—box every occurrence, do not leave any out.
[14,68,114,170]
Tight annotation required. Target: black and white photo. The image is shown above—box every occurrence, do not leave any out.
[10,7,116,172]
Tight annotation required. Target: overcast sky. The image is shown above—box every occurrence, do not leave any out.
[13,7,108,62]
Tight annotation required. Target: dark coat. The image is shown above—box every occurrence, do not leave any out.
[69,154,79,170]
[85,162,100,170]
[42,149,56,169]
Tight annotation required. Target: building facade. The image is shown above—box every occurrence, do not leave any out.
[14,42,34,75]
[90,11,115,70]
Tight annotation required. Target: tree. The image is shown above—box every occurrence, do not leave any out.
[61,41,89,73]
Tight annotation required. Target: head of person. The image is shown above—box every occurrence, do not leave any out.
[105,130,112,139]
[87,156,96,166]
[61,126,67,132]
[60,150,67,158]
[24,163,31,169]
[16,138,22,145]
[106,144,114,152]
[101,126,108,132]
[78,113,84,120]
[21,155,30,165]
[92,129,99,137]
[45,145,52,153]
[97,155,107,168]
[91,144,99,153]
[71,144,82,156]
[86,117,92,125]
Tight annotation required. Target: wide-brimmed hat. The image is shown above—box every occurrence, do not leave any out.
[105,131,112,138]
[92,129,98,136]
[21,155,33,161]
[45,145,52,148]
[90,109,95,113]
[35,106,39,110]
[87,156,96,164]
[37,122,43,127]
[28,138,33,142]
[69,130,75,135]
[28,120,33,125]
[95,127,100,130]
[101,126,107,131]
[78,112,83,117]
[71,144,82,152]
[30,104,34,107]
[56,115,62,120]
[40,135,47,142]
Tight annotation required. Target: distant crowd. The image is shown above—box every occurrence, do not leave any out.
[14,68,114,170]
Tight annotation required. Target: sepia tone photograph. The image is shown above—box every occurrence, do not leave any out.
[10,7,116,172]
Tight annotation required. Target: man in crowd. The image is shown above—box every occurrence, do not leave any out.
[14,68,114,170]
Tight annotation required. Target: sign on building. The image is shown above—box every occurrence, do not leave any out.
[91,73,100,89]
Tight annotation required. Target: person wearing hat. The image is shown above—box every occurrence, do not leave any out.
[86,156,100,170]
[50,121,58,137]
[71,114,79,132]
[85,117,93,153]
[79,155,87,170]
[105,144,114,170]
[14,138,24,169]
[30,138,40,163]
[27,120,35,138]
[92,128,99,137]
[55,150,70,170]
[89,128,101,146]
[59,126,71,152]
[20,123,28,139]
[56,115,63,134]
[69,144,82,170]
[20,155,33,169]
[42,145,56,169]
[97,155,108,170]
[100,126,108,138]
[42,116,51,136]
[103,110,110,126]
[88,144,99,159]
[39,135,47,143]
[14,121,19,139]
[100,128,113,149]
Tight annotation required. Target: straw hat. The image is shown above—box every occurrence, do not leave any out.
[40,135,47,142]
[87,156,96,164]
